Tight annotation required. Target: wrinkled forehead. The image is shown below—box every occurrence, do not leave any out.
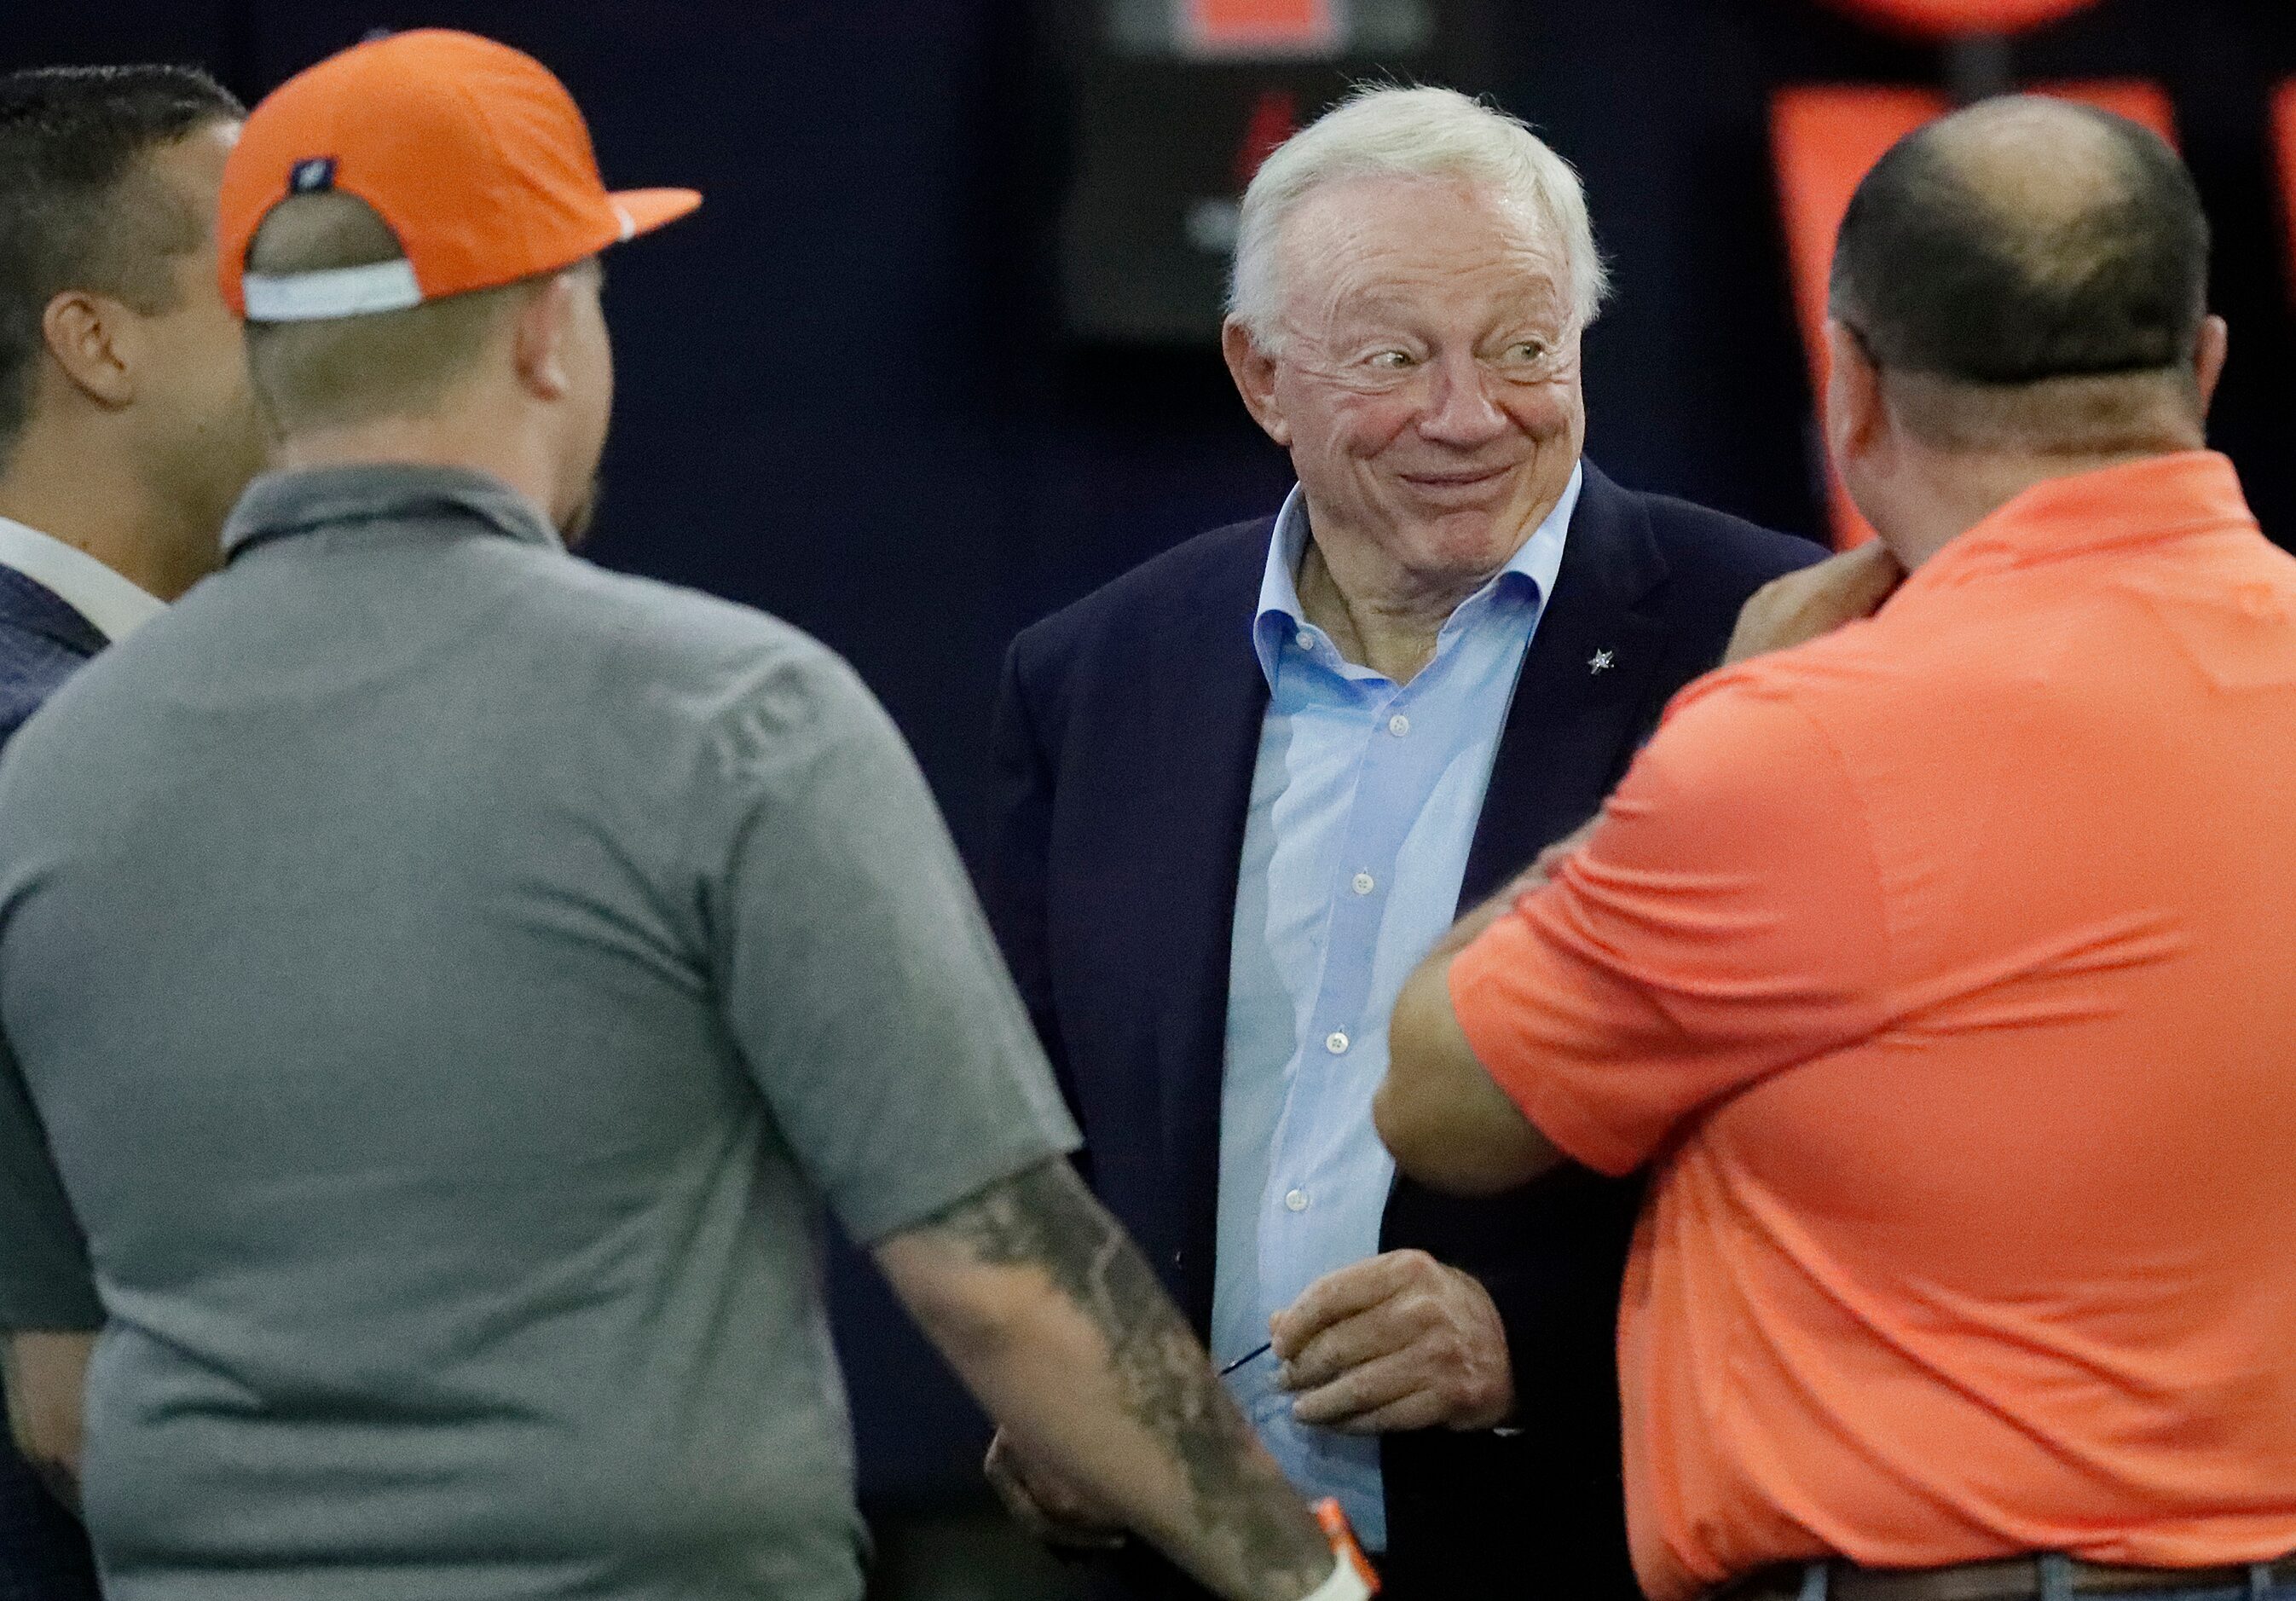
[1275,171,1570,332]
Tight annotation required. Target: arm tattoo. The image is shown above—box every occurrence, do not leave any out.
[916,1158,1330,1594]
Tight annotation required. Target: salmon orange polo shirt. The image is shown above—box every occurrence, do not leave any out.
[1451,452,2296,1601]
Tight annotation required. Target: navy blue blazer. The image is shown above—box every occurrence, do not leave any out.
[0,564,106,748]
[0,561,105,1601]
[982,464,1825,1599]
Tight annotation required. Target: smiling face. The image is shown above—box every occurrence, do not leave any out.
[1225,172,1587,597]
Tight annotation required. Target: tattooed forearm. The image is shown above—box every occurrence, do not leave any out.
[911,1158,1332,1597]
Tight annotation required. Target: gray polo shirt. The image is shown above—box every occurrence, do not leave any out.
[0,465,1079,1601]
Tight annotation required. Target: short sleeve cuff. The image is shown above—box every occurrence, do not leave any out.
[1449,910,1651,1179]
[0,1276,103,1333]
[833,1120,1084,1247]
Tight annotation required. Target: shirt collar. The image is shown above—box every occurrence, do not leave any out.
[223,463,565,561]
[1251,460,1582,689]
[1899,450,2256,602]
[0,515,166,643]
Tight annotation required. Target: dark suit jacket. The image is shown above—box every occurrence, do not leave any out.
[0,561,106,1601]
[981,464,1825,1599]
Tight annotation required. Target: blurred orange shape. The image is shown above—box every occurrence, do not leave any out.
[1816,0,2103,40]
[1184,0,1335,50]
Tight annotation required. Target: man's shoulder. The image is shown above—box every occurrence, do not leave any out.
[531,555,853,697]
[1651,603,1941,804]
[1599,473,1828,592]
[1010,515,1274,676]
[530,563,919,799]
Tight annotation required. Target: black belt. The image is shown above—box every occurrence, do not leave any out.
[1717,1554,2296,1601]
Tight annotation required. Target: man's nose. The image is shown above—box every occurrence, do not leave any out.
[1416,355,1510,448]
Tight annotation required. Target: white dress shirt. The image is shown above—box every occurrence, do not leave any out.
[0,515,165,641]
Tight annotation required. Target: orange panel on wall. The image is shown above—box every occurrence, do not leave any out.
[1772,81,2178,547]
[1816,0,2102,39]
[1184,0,1337,51]
[2274,82,2296,307]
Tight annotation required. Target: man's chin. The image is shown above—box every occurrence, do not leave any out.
[1402,476,1573,546]
[1376,509,1553,587]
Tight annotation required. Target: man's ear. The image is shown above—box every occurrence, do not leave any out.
[1822,318,1887,481]
[509,272,581,403]
[2193,314,2229,419]
[40,292,138,410]
[1220,317,1291,448]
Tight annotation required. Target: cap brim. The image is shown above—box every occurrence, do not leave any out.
[608,188,703,243]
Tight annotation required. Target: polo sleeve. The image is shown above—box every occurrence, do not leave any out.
[1449,680,1891,1177]
[697,644,1082,1246]
[0,1030,101,1330]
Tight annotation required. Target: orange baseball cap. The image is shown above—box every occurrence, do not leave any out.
[219,29,700,322]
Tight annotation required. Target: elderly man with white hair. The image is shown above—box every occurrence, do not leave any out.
[977,86,1823,1598]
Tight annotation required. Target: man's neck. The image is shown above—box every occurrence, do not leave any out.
[1882,437,2201,571]
[0,436,177,601]
[1295,503,1545,686]
[1296,543,1479,685]
[276,412,556,523]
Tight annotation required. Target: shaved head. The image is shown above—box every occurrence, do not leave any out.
[1828,96,2210,452]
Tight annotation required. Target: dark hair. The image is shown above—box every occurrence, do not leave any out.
[1829,101,2209,386]
[0,65,244,460]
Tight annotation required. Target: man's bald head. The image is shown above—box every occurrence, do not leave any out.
[1829,97,2210,453]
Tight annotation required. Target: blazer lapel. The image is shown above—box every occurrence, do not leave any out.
[1459,463,1672,907]
[1142,525,1273,1326]
[0,567,107,662]
[1381,463,1673,1402]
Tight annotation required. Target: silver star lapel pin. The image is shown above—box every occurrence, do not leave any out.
[1588,649,1615,674]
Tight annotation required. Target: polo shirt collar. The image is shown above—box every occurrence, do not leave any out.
[1904,450,2254,598]
[223,463,566,561]
[1251,461,1582,689]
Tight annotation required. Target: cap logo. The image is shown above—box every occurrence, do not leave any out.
[290,157,338,194]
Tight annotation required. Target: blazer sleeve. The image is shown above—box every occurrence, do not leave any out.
[979,634,1092,1177]
[1479,1170,1641,1426]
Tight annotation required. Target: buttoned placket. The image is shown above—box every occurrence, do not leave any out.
[1258,587,1502,1253]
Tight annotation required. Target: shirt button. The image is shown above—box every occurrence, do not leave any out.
[1325,1030,1350,1055]
[1350,871,1375,895]
[1388,713,1410,737]
[1285,1188,1310,1212]
[1295,628,1315,650]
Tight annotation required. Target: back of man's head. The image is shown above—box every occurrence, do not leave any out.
[1829,97,2211,455]
[0,64,244,469]
[242,194,537,439]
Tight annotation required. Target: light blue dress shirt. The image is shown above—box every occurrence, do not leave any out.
[1212,465,1581,1547]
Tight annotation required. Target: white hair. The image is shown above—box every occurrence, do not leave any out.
[1228,84,1610,350]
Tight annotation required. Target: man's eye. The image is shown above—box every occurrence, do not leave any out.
[1368,350,1414,370]
[1506,341,1546,362]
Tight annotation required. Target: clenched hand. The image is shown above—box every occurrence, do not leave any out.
[1269,1250,1512,1435]
[1722,540,1905,666]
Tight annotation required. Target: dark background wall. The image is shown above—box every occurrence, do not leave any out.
[9,0,2293,1519]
